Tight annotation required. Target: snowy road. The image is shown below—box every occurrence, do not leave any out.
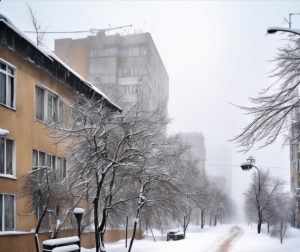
[82,224,300,252]
[212,226,243,252]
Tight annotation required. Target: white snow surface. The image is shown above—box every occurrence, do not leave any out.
[0,128,9,136]
[43,236,79,246]
[0,13,122,112]
[52,245,79,252]
[74,207,85,214]
[0,231,34,236]
[81,224,300,252]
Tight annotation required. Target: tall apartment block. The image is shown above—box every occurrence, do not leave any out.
[54,32,169,111]
[289,108,300,227]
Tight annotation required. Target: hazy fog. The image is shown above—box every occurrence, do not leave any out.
[2,1,299,218]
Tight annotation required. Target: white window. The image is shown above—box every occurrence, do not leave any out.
[0,194,15,231]
[0,137,15,176]
[0,59,16,109]
[35,84,59,122]
[33,149,66,180]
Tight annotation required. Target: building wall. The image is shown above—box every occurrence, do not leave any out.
[0,229,144,251]
[54,32,169,112]
[0,43,76,232]
[54,38,90,80]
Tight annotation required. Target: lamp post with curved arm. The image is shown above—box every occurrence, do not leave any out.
[267,26,300,36]
[240,157,263,234]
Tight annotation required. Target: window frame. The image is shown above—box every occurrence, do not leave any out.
[0,58,17,110]
[0,193,16,231]
[35,83,60,123]
[32,149,67,180]
[0,137,16,178]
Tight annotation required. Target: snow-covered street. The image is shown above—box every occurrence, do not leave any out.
[82,224,300,252]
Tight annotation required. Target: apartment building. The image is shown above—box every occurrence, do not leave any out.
[0,14,121,251]
[54,31,169,112]
[289,108,300,227]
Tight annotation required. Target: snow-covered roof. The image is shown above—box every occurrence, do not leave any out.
[0,13,122,112]
[0,128,9,136]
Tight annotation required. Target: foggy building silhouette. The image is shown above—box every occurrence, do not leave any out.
[179,132,206,172]
[54,32,169,111]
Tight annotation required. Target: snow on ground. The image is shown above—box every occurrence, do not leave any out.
[82,224,300,252]
[232,224,300,252]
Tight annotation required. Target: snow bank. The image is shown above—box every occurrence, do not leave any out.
[232,224,300,252]
[43,236,79,246]
[0,128,9,136]
[74,207,85,214]
[52,245,79,252]
[81,224,300,252]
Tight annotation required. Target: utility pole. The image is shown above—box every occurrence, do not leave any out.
[284,13,300,28]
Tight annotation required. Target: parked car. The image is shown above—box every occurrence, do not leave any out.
[167,229,185,241]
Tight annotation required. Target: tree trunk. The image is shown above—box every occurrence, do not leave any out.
[125,215,128,247]
[257,219,262,234]
[267,219,269,233]
[201,211,205,229]
[98,209,107,252]
[94,198,100,252]
[128,219,138,252]
[214,214,217,226]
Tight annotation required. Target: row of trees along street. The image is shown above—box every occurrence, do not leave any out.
[231,29,300,244]
[18,91,235,252]
[243,169,297,243]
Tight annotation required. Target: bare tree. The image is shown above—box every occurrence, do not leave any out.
[26,3,49,48]
[18,165,69,252]
[231,35,300,152]
[244,170,285,234]
[271,195,292,244]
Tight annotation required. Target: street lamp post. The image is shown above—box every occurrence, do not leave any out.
[240,157,262,234]
[74,208,85,252]
[267,26,300,36]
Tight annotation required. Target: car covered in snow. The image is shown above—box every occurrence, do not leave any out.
[167,229,185,241]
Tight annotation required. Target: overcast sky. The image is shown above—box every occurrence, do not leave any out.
[1,1,299,217]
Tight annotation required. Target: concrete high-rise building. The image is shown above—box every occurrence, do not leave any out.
[289,108,300,227]
[54,32,169,111]
[206,145,232,197]
[179,132,206,172]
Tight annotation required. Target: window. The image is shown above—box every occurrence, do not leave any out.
[0,194,15,231]
[0,138,15,176]
[119,47,147,57]
[122,85,142,95]
[35,84,59,122]
[0,59,16,109]
[32,149,66,180]
[90,48,118,58]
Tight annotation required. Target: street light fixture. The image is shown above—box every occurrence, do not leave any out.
[267,26,300,36]
[74,207,85,252]
[240,157,263,233]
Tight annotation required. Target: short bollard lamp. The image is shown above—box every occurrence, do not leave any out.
[74,208,85,252]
